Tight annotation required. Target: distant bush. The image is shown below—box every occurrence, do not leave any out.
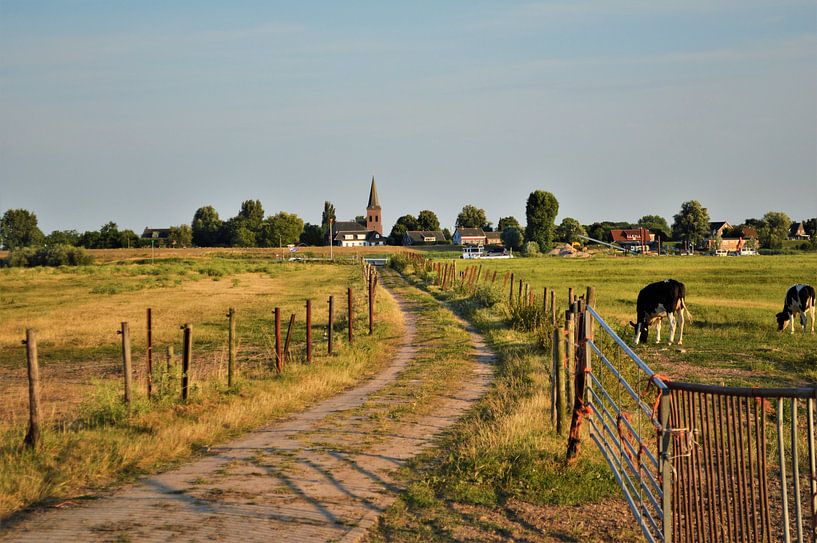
[509,301,548,331]
[389,254,408,273]
[523,241,540,255]
[2,245,93,267]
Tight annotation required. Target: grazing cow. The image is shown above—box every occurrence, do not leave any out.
[776,284,815,335]
[629,279,691,345]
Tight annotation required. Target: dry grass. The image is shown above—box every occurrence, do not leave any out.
[0,257,402,519]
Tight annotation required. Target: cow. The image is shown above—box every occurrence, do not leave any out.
[776,284,815,335]
[629,279,691,345]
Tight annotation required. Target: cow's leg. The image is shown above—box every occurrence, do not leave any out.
[676,308,685,345]
[655,319,662,343]
[810,306,815,333]
[791,314,796,335]
[801,311,808,335]
[634,323,641,345]
[667,313,676,344]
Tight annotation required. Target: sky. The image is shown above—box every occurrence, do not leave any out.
[1,0,815,234]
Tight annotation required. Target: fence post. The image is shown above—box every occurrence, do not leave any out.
[23,329,41,449]
[284,313,295,361]
[306,300,313,363]
[565,307,575,409]
[659,390,674,543]
[368,276,374,335]
[227,307,236,387]
[118,322,132,413]
[568,288,573,307]
[328,295,334,354]
[275,307,282,373]
[347,287,354,344]
[509,273,514,304]
[518,279,523,303]
[146,308,153,399]
[550,290,556,325]
[566,301,588,463]
[181,324,192,401]
[586,286,596,308]
[554,326,566,435]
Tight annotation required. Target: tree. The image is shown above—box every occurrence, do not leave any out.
[45,229,80,247]
[555,217,587,243]
[98,222,126,248]
[223,218,256,247]
[586,221,633,242]
[168,225,193,248]
[672,200,710,246]
[416,210,440,231]
[238,199,265,231]
[354,215,367,227]
[455,205,489,229]
[320,201,337,245]
[758,211,791,250]
[637,215,671,240]
[300,223,323,246]
[500,226,524,251]
[387,215,420,245]
[192,206,224,247]
[258,212,304,247]
[0,209,44,250]
[525,190,559,250]
[442,228,452,241]
[497,216,521,232]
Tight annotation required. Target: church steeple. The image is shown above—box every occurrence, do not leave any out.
[367,176,380,209]
[366,176,382,234]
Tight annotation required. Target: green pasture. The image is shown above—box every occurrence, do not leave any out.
[420,253,817,386]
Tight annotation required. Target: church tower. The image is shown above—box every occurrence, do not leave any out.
[366,176,382,234]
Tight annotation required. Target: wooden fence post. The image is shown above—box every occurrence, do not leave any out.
[566,307,575,408]
[284,313,295,361]
[368,276,374,335]
[146,308,153,399]
[568,288,574,307]
[118,322,133,412]
[509,273,514,304]
[586,286,596,308]
[306,300,313,363]
[550,290,556,325]
[23,329,41,449]
[518,279,523,303]
[347,287,354,344]
[227,307,236,387]
[275,307,283,373]
[554,326,566,435]
[181,324,192,401]
[566,302,590,463]
[328,295,334,354]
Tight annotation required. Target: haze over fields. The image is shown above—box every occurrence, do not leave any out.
[1,1,815,232]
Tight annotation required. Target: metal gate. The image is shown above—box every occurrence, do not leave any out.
[566,302,817,543]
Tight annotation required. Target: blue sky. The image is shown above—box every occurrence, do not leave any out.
[1,1,815,233]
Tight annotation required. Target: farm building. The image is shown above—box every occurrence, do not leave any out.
[453,228,486,246]
[609,228,655,251]
[403,230,446,245]
[484,231,503,246]
[788,222,810,240]
[708,221,732,238]
[141,228,171,247]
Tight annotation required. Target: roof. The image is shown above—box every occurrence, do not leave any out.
[404,230,445,243]
[141,227,171,239]
[365,231,384,242]
[740,225,758,238]
[332,221,367,236]
[455,227,486,238]
[789,222,805,236]
[610,229,650,243]
[709,221,731,232]
[485,232,502,241]
[367,177,380,209]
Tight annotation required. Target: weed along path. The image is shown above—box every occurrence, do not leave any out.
[1,272,494,543]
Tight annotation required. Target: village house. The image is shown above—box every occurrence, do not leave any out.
[403,230,446,246]
[708,221,732,238]
[141,227,171,247]
[484,231,503,246]
[452,227,486,246]
[609,228,655,251]
[788,222,810,240]
[329,178,386,247]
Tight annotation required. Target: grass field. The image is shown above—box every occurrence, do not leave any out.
[0,254,401,518]
[416,252,817,387]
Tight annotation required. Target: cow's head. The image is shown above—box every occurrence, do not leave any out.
[776,311,790,331]
[629,320,649,344]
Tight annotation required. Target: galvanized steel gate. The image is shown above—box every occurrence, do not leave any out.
[566,303,817,543]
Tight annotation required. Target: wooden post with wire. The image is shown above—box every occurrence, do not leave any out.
[227,307,236,387]
[118,322,133,413]
[275,307,282,373]
[284,313,295,361]
[181,324,192,401]
[328,295,334,354]
[347,287,354,344]
[23,329,42,449]
[306,300,313,363]
[554,326,566,435]
[146,308,153,399]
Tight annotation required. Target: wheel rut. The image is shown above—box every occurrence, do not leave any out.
[1,274,495,543]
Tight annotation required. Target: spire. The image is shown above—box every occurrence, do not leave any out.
[367,176,380,209]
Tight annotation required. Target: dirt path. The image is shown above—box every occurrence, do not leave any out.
[1,276,494,543]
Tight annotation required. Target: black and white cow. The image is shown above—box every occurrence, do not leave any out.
[776,284,815,335]
[629,279,691,345]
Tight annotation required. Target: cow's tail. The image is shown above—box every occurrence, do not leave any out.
[681,299,693,323]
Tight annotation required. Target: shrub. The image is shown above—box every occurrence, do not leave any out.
[523,241,540,255]
[509,301,548,331]
[1,245,93,267]
[389,254,408,273]
[472,283,503,308]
